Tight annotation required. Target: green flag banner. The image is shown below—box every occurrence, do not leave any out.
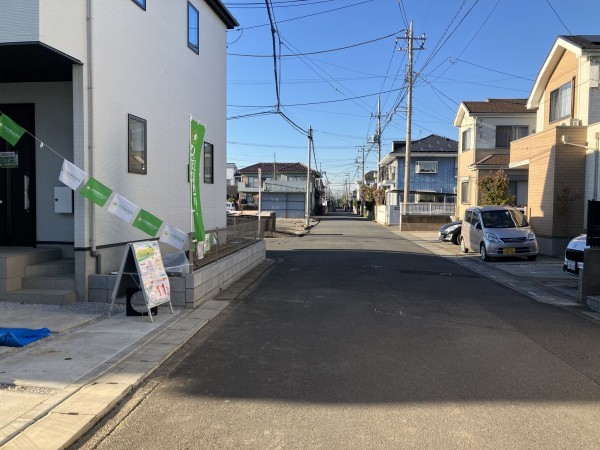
[0,114,26,146]
[80,177,113,207]
[133,209,164,237]
[190,119,206,242]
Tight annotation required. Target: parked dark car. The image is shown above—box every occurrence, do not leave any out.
[438,221,462,245]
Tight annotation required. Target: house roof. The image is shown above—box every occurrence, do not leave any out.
[237,162,309,174]
[470,154,510,168]
[205,0,239,29]
[453,99,534,126]
[528,35,600,108]
[391,134,458,153]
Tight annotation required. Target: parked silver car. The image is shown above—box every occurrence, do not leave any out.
[460,206,538,262]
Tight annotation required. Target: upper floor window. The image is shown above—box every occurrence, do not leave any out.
[204,142,213,183]
[462,128,471,151]
[188,2,199,54]
[415,161,438,174]
[132,0,146,10]
[128,114,147,174]
[496,126,528,148]
[549,81,573,122]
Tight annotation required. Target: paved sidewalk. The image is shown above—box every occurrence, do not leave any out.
[0,260,274,450]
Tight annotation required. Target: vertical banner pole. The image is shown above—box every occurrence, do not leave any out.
[189,115,195,266]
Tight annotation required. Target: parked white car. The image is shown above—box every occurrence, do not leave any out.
[226,202,236,213]
[563,234,587,276]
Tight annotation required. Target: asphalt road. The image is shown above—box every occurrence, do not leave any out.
[74,213,600,449]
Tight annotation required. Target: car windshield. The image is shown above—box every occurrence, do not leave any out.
[481,209,528,228]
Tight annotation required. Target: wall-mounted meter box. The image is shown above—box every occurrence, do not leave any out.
[54,186,73,213]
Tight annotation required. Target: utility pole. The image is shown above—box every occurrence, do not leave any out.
[374,96,382,188]
[305,126,312,228]
[361,145,365,216]
[400,20,425,216]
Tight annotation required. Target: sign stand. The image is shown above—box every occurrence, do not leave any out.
[109,241,174,323]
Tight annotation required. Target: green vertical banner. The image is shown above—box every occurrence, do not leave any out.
[133,209,164,237]
[80,177,113,207]
[190,119,206,242]
[0,114,26,146]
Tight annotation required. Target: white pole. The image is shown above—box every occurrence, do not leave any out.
[305,126,312,228]
[258,167,262,237]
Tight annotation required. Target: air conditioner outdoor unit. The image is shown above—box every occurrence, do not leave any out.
[453,186,457,194]
[569,118,582,126]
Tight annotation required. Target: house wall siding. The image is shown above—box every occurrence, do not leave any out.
[86,0,228,248]
[510,126,586,238]
[543,50,579,129]
[0,0,39,42]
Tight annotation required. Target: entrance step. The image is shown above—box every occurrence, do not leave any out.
[25,258,75,277]
[5,288,76,306]
[21,274,75,291]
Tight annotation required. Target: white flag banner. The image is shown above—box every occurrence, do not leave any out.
[59,159,87,190]
[159,224,189,250]
[107,193,138,224]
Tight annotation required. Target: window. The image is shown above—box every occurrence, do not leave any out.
[203,142,213,183]
[128,114,147,174]
[188,2,199,54]
[132,0,146,10]
[415,161,438,173]
[461,181,469,204]
[462,128,471,151]
[549,81,573,122]
[495,126,528,148]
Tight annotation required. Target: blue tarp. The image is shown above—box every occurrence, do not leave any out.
[0,327,51,347]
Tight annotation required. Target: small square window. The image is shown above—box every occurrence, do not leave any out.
[204,142,213,183]
[128,114,147,174]
[188,2,199,54]
[132,0,146,10]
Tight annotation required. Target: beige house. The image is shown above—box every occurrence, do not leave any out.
[454,99,536,221]
[510,35,600,256]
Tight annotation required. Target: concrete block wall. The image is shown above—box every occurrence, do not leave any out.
[88,241,266,308]
[185,240,266,308]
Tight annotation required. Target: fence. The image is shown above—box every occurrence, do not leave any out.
[375,203,456,226]
[191,216,265,270]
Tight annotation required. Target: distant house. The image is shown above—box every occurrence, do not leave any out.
[379,134,458,207]
[454,99,536,222]
[510,35,600,255]
[237,162,324,218]
[226,162,238,199]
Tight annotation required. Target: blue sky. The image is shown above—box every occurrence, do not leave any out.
[225,0,600,193]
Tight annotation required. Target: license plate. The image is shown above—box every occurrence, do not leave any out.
[502,248,515,255]
[567,260,576,270]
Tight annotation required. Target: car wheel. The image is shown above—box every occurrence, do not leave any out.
[480,243,490,262]
[460,236,468,253]
[451,233,460,245]
[527,255,537,261]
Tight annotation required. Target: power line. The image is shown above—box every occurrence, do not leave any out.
[228,30,402,57]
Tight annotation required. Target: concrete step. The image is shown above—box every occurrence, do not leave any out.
[6,288,76,306]
[21,274,75,290]
[25,258,75,277]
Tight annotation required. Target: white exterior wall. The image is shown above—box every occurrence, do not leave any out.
[39,0,87,60]
[0,82,74,242]
[86,0,228,248]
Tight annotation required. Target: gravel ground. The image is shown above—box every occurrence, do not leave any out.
[268,218,319,237]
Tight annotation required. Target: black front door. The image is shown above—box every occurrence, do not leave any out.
[0,103,36,246]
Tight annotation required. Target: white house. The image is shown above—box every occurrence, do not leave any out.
[0,0,238,302]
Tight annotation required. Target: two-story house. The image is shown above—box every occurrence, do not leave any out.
[454,99,536,222]
[0,1,237,302]
[379,134,458,208]
[510,35,600,256]
[237,162,324,218]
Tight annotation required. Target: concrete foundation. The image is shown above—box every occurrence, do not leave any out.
[398,214,452,231]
